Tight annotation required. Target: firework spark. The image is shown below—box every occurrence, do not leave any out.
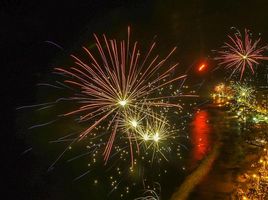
[215,29,268,80]
[55,27,186,164]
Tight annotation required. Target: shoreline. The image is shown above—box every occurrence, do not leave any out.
[170,142,222,200]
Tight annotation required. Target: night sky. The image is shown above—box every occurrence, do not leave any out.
[2,0,268,199]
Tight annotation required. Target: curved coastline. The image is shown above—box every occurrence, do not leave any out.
[170,142,222,200]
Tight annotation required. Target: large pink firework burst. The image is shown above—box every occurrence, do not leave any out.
[55,27,186,165]
[215,29,268,80]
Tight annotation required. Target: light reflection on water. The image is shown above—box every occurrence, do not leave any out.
[189,110,212,165]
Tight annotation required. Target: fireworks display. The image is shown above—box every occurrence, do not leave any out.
[53,27,187,166]
[10,1,268,199]
[215,28,268,80]
[16,20,268,200]
[16,27,201,199]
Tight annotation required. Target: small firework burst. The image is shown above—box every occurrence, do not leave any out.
[215,28,268,80]
[136,114,175,161]
[231,82,255,105]
[228,82,256,122]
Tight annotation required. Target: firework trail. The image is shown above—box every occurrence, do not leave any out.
[215,28,268,80]
[134,183,161,200]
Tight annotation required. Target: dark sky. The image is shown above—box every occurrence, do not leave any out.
[2,0,268,199]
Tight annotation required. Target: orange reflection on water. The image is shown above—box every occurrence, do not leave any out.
[191,110,211,161]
